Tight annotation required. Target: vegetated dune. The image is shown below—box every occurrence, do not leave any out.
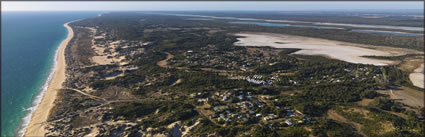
[409,63,424,89]
[233,32,421,66]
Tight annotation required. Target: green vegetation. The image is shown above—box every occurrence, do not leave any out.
[312,119,362,137]
[335,106,424,137]
[54,12,424,136]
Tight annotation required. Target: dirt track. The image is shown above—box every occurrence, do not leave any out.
[326,110,367,137]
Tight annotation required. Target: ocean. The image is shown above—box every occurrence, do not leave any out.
[1,11,99,137]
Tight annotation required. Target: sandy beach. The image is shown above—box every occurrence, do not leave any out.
[24,23,73,136]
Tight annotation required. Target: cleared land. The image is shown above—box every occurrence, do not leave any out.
[409,63,424,88]
[377,87,424,108]
[326,110,366,137]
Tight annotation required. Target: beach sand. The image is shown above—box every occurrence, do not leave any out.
[24,23,73,136]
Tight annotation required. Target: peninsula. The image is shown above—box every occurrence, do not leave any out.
[25,12,424,137]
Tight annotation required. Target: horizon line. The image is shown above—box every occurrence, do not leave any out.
[3,9,424,11]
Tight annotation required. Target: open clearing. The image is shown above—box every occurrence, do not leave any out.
[233,32,421,66]
[326,110,366,137]
[377,87,424,108]
[409,63,424,88]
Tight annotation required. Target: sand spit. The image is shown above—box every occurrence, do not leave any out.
[234,32,420,66]
[409,63,424,88]
[24,23,73,136]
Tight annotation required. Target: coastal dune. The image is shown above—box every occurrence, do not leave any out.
[24,23,73,136]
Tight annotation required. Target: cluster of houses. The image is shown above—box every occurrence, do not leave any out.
[191,90,312,127]
[299,66,384,85]
[228,74,276,86]
[168,46,270,72]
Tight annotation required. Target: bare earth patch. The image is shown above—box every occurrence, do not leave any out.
[356,98,374,106]
[377,87,424,108]
[234,32,421,66]
[377,121,396,135]
[409,63,424,88]
[326,110,366,137]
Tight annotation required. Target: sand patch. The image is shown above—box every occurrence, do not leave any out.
[378,121,396,135]
[326,110,366,137]
[92,56,114,65]
[409,63,424,88]
[377,87,424,108]
[85,127,99,137]
[356,98,374,106]
[234,32,421,66]
[91,39,127,65]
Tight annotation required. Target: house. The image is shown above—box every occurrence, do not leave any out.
[287,110,295,117]
[197,99,206,103]
[242,102,252,108]
[295,110,303,116]
[213,107,221,112]
[268,124,273,129]
[222,96,229,101]
[285,119,293,126]
[261,95,272,100]
[269,62,278,66]
[257,102,266,108]
[304,116,311,122]
[238,95,245,100]
[220,114,226,119]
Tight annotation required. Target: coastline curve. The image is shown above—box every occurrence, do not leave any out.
[21,21,75,137]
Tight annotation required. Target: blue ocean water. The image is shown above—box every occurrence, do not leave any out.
[1,11,99,137]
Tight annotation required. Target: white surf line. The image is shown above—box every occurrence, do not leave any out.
[17,19,79,137]
[17,32,61,137]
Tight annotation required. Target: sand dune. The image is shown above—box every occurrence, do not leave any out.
[234,32,419,66]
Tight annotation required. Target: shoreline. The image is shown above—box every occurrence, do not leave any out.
[22,22,74,137]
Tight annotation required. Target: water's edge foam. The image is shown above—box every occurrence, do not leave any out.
[16,21,73,137]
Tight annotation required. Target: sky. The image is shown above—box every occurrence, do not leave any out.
[2,1,423,11]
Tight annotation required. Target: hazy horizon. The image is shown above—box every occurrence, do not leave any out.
[2,2,423,11]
